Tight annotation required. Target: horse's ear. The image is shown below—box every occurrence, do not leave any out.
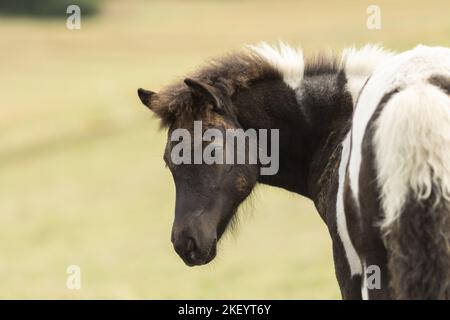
[137,88,155,110]
[184,78,222,112]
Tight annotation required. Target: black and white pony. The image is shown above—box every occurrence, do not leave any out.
[137,42,450,299]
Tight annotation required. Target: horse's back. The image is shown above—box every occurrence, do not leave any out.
[346,45,450,299]
[349,45,450,201]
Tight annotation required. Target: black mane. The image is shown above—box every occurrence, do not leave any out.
[148,46,345,127]
[304,51,343,76]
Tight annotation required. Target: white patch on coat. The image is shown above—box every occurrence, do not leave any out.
[336,133,363,276]
[341,44,394,105]
[249,42,304,90]
[374,83,450,229]
[361,262,369,300]
[348,45,450,210]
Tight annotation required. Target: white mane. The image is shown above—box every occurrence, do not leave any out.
[248,42,304,90]
[249,42,394,104]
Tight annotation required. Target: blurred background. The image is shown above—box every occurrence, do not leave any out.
[0,0,449,299]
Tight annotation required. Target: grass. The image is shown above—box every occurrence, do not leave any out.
[0,0,449,299]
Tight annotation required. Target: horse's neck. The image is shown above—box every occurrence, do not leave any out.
[233,73,353,220]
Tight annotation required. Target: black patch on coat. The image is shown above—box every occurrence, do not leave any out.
[384,187,450,299]
[428,74,450,96]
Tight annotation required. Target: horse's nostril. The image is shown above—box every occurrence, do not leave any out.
[173,234,200,264]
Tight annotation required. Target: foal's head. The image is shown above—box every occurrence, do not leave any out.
[137,43,391,267]
[138,72,261,266]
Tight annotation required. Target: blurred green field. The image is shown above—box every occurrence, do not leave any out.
[1,0,449,299]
